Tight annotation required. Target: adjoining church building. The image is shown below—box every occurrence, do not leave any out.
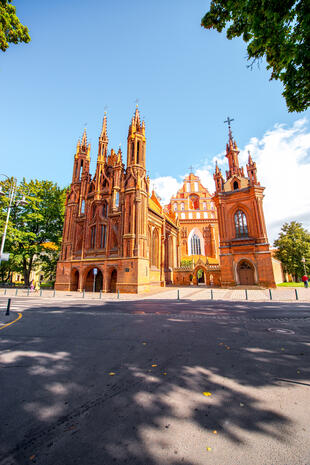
[55,108,277,293]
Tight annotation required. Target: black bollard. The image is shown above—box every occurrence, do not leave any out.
[15,288,18,296]
[245,289,248,300]
[6,298,11,316]
[177,289,180,300]
[269,289,272,300]
[53,289,56,298]
[99,290,102,299]
[295,288,299,300]
[211,289,213,300]
[117,289,120,299]
[83,289,85,298]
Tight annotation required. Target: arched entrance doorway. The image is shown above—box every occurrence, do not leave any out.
[238,260,255,285]
[110,269,117,293]
[85,268,103,292]
[71,269,79,291]
[197,268,205,284]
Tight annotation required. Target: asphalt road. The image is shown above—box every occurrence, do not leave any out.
[1,298,310,465]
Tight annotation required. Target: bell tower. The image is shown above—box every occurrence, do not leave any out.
[213,117,275,287]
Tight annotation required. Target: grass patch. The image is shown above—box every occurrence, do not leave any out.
[277,282,304,287]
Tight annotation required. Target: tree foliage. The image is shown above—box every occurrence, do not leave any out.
[274,221,310,280]
[201,0,310,112]
[0,0,30,52]
[0,179,66,286]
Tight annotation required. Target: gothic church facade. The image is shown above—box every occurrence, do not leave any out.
[55,108,179,293]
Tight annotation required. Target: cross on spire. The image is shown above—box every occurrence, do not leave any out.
[189,165,194,173]
[224,116,234,140]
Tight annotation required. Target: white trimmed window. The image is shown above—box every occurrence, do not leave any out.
[194,182,198,192]
[189,212,193,219]
[181,213,185,219]
[196,212,200,219]
[191,234,201,255]
[204,212,208,219]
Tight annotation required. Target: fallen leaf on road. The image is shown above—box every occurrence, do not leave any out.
[109,372,116,376]
[29,455,35,461]
[142,342,147,345]
[152,364,157,367]
[297,370,301,374]
[213,430,217,434]
[240,403,245,407]
[281,348,285,351]
[206,447,212,451]
[163,372,167,375]
[226,346,230,350]
[203,392,212,397]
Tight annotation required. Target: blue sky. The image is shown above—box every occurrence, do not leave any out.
[1,0,310,240]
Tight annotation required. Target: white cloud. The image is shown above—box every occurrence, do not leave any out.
[240,118,310,243]
[151,118,310,245]
[150,176,183,205]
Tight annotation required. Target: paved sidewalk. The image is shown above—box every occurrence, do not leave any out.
[0,286,309,302]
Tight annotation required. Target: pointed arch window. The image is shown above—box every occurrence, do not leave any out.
[115,191,119,208]
[90,225,96,249]
[137,141,140,164]
[235,210,248,238]
[190,234,201,255]
[102,202,108,217]
[151,229,159,267]
[81,200,85,214]
[131,142,135,162]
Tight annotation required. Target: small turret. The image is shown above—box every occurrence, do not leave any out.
[127,105,146,169]
[72,129,90,183]
[214,161,224,193]
[246,151,259,185]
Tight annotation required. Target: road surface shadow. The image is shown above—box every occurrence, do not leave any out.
[0,300,310,464]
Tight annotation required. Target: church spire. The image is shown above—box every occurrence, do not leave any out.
[98,113,108,161]
[224,117,243,180]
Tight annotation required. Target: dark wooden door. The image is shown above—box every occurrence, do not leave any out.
[238,262,255,285]
[110,270,117,293]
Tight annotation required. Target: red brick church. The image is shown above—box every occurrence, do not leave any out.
[55,109,276,292]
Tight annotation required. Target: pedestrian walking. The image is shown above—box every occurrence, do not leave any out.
[302,274,309,288]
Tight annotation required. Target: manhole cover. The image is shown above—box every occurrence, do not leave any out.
[267,328,295,334]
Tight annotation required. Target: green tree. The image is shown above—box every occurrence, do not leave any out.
[201,1,310,113]
[274,221,310,281]
[0,0,30,52]
[0,179,66,286]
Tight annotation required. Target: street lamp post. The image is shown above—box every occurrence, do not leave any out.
[0,175,27,266]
